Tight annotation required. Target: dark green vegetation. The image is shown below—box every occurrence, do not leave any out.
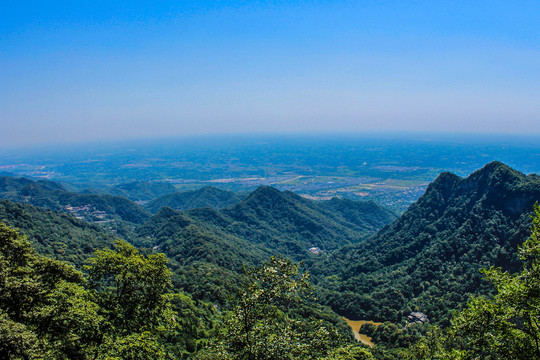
[0,224,222,359]
[0,199,115,266]
[0,224,372,359]
[218,186,396,254]
[136,186,396,303]
[195,256,374,360]
[0,176,151,225]
[0,175,397,306]
[1,159,540,359]
[146,186,244,213]
[405,203,540,359]
[313,162,540,325]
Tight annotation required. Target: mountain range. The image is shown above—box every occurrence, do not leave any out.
[312,161,540,324]
[1,161,538,327]
[135,185,397,301]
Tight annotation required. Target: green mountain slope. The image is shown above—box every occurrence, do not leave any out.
[145,186,244,213]
[136,206,272,301]
[221,186,397,255]
[135,186,397,302]
[0,176,151,224]
[313,161,540,324]
[0,199,115,266]
[316,197,397,233]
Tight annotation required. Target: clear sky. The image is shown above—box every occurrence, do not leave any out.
[2,1,540,147]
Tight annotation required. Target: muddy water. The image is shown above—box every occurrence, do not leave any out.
[343,318,382,348]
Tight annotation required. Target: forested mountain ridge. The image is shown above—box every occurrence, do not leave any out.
[135,206,273,301]
[141,186,397,259]
[0,176,151,224]
[0,223,374,359]
[0,176,66,194]
[145,186,244,213]
[2,161,540,359]
[0,199,115,266]
[313,161,540,324]
[134,186,397,303]
[222,186,396,252]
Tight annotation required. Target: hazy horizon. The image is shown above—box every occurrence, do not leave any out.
[2,1,540,147]
[2,131,540,152]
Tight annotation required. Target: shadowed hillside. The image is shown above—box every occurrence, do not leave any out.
[0,176,151,224]
[135,186,397,302]
[312,161,540,324]
[0,199,115,266]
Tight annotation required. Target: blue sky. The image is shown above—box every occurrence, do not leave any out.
[1,1,540,147]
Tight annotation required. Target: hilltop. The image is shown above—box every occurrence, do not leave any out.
[145,186,244,213]
[0,176,151,225]
[0,198,115,266]
[134,185,397,302]
[312,161,540,324]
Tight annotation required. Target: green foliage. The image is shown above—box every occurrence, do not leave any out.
[0,225,211,359]
[314,162,540,324]
[224,255,312,359]
[0,198,115,267]
[445,203,540,359]
[200,255,368,360]
[85,239,222,359]
[0,222,100,359]
[97,331,166,360]
[0,310,41,360]
[85,240,174,334]
[405,203,540,359]
[362,322,428,351]
[324,345,375,360]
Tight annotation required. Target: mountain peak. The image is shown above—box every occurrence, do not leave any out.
[154,206,180,218]
[419,161,527,212]
[145,186,243,213]
[469,161,524,179]
[471,161,521,179]
[244,186,283,202]
[251,185,280,195]
[324,162,540,323]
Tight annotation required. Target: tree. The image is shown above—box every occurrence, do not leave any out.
[324,344,375,360]
[408,203,540,359]
[0,223,101,359]
[85,240,177,357]
[0,224,208,359]
[198,255,369,360]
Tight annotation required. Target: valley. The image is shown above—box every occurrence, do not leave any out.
[1,158,540,358]
[3,134,539,214]
[4,1,540,357]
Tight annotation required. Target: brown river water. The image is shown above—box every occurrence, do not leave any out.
[343,318,382,348]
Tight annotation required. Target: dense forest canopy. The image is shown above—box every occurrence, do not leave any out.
[1,161,539,359]
[310,162,540,325]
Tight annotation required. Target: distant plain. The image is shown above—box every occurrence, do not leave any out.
[1,133,539,212]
